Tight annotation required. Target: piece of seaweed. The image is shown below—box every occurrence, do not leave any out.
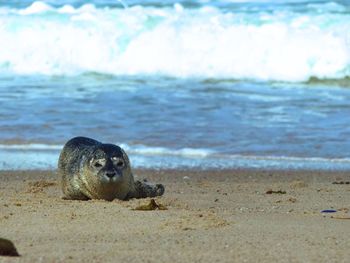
[133,199,167,211]
[332,181,350,185]
[266,190,286,194]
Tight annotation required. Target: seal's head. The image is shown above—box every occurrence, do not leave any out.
[83,144,132,200]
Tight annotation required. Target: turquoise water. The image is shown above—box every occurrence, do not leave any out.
[1,0,350,170]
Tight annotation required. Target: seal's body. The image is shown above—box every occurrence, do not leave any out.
[58,137,164,201]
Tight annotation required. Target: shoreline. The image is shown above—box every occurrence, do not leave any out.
[1,169,350,262]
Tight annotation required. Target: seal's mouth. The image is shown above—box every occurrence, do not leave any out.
[101,171,123,184]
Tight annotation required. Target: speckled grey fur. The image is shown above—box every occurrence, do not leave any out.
[58,137,164,201]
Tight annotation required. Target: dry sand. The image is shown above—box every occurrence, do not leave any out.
[1,169,350,262]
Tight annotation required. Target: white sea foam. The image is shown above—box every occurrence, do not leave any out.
[0,2,350,81]
[120,144,214,157]
[18,1,53,15]
[1,143,350,170]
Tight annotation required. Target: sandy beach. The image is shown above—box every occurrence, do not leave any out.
[1,169,350,262]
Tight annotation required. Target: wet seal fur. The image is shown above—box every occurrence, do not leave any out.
[58,137,164,201]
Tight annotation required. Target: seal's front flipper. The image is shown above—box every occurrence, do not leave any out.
[131,180,165,199]
[61,192,90,201]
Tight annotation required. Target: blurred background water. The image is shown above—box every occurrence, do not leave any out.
[1,0,350,170]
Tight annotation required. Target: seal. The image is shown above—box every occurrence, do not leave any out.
[58,136,165,201]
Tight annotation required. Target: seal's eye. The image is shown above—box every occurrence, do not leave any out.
[92,159,105,168]
[94,162,103,168]
[112,157,124,168]
[116,160,124,167]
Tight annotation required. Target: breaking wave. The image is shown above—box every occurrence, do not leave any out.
[1,1,350,82]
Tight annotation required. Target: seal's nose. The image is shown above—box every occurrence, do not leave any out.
[106,171,116,178]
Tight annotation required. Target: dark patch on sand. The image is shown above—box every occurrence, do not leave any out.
[0,238,20,257]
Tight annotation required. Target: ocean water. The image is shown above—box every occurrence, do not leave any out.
[1,0,350,170]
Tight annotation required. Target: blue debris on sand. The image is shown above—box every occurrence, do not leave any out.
[321,209,337,213]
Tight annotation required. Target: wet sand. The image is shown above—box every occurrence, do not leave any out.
[1,169,350,262]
